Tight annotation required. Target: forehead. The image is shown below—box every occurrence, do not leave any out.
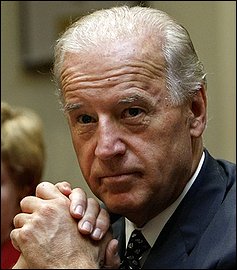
[62,36,164,73]
[60,38,167,106]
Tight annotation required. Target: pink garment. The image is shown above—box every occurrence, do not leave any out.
[1,239,20,269]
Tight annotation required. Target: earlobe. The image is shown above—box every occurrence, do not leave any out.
[190,118,205,137]
[189,85,207,138]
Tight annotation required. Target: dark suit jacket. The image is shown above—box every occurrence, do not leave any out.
[112,149,236,269]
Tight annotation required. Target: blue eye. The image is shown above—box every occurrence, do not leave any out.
[77,114,95,124]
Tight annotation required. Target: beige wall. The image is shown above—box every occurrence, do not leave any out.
[1,1,235,195]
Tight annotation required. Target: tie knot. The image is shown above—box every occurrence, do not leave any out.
[120,229,150,269]
[127,230,150,256]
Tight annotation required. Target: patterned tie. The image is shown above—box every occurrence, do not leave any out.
[120,229,150,269]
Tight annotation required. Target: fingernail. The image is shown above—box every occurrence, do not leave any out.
[92,228,102,239]
[82,221,92,233]
[74,205,84,216]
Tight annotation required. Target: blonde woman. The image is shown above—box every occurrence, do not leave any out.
[1,102,45,269]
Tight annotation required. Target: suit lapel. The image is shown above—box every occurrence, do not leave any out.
[144,149,228,268]
[112,216,126,259]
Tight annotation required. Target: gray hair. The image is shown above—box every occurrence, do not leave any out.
[53,5,206,107]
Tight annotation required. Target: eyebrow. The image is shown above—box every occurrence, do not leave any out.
[64,94,155,112]
[117,94,151,105]
[64,103,82,113]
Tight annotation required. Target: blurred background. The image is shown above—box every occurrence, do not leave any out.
[1,1,236,197]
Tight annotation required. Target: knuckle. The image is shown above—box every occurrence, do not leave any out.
[39,199,68,217]
[13,214,20,227]
[96,218,110,230]
[71,187,86,198]
[69,188,87,204]
[55,181,71,189]
[36,181,52,194]
[72,187,84,193]
[100,208,110,219]
[56,181,69,186]
[40,203,57,216]
[10,230,20,251]
[96,210,110,230]
[36,181,49,190]
[83,213,96,223]
[15,225,33,244]
[87,197,99,208]
[61,196,70,207]
[58,195,69,204]
[31,214,42,227]
[10,229,16,241]
[20,227,33,243]
[20,196,31,209]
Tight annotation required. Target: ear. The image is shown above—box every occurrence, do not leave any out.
[189,85,207,138]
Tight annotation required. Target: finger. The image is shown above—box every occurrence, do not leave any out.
[68,187,87,218]
[78,197,100,234]
[91,208,110,240]
[13,213,32,228]
[104,239,120,269]
[36,181,67,200]
[20,196,43,213]
[55,181,72,197]
[10,229,21,252]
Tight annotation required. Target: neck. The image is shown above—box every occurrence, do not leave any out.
[191,138,204,176]
[127,143,204,228]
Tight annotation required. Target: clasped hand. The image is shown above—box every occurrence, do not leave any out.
[10,181,120,269]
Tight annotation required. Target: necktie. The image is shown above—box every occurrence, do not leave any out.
[120,229,150,269]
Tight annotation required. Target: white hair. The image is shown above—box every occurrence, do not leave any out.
[53,5,206,107]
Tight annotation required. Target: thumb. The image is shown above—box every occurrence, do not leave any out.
[104,239,120,269]
[12,254,29,269]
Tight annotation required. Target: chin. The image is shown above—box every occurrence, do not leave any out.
[103,193,142,215]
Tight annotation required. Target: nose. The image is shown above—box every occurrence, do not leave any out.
[94,118,126,160]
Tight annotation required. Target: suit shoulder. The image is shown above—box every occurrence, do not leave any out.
[216,158,236,189]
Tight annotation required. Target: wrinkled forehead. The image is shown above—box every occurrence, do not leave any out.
[61,36,165,74]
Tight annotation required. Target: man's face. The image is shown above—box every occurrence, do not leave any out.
[61,39,198,225]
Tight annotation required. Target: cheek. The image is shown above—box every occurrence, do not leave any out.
[151,111,190,146]
[132,114,192,177]
[72,136,94,179]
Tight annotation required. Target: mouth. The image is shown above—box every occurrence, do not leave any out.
[101,172,135,180]
[99,172,142,191]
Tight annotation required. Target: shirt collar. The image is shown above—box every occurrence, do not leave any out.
[125,151,205,247]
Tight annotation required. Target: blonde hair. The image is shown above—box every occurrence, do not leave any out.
[1,102,45,194]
